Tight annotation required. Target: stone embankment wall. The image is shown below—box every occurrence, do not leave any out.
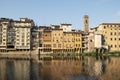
[0,50,39,60]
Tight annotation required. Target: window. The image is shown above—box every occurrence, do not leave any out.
[17,35,19,37]
[68,38,70,42]
[22,36,24,38]
[76,39,77,41]
[114,32,116,35]
[53,44,56,48]
[86,20,88,24]
[115,38,116,40]
[110,25,112,27]
[58,44,61,48]
[115,45,117,48]
[22,43,24,46]
[27,43,30,45]
[56,40,59,42]
[90,40,92,42]
[45,34,47,36]
[76,44,77,47]
[110,38,112,41]
[66,44,68,48]
[3,28,6,30]
[70,44,72,48]
[3,39,5,41]
[111,45,113,48]
[22,39,24,42]
[110,32,112,35]
[104,26,106,29]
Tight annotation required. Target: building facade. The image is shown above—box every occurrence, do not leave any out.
[63,32,74,53]
[14,18,35,50]
[60,24,72,32]
[87,32,95,52]
[37,25,82,54]
[43,29,52,53]
[82,32,89,53]
[96,23,120,52]
[74,31,82,53]
[1,17,120,54]
[52,29,63,53]
[0,18,35,52]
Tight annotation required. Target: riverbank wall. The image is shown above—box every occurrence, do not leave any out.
[0,50,39,60]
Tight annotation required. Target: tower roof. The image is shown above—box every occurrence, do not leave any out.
[84,15,89,18]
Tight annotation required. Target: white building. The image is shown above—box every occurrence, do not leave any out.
[88,32,95,52]
[51,24,72,32]
[88,28,108,53]
[0,18,35,52]
[14,18,35,50]
[60,24,72,32]
[94,34,102,48]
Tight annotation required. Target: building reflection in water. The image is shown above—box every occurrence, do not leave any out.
[0,60,30,80]
[0,56,120,80]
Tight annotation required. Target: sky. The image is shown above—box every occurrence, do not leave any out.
[0,0,120,30]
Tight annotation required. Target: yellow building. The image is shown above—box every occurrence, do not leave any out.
[63,32,74,53]
[74,31,82,53]
[51,29,63,53]
[43,29,52,52]
[42,28,83,54]
[97,23,120,52]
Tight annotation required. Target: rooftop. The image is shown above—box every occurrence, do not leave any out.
[52,29,63,30]
[60,23,72,26]
[101,23,120,25]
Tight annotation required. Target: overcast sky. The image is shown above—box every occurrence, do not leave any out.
[0,0,120,30]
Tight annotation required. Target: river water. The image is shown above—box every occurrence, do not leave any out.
[0,56,120,80]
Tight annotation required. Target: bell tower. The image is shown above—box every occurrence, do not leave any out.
[84,15,89,32]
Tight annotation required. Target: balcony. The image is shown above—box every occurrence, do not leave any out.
[7,42,15,45]
[38,47,44,49]
[16,46,30,49]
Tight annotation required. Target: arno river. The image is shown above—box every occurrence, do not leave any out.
[0,56,120,80]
